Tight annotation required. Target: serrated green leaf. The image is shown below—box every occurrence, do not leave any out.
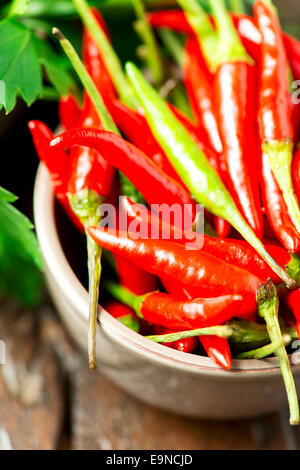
[35,37,76,95]
[0,18,42,113]
[0,185,43,270]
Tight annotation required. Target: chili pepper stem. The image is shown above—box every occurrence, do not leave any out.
[209,0,252,65]
[52,27,119,134]
[258,280,299,425]
[263,139,300,235]
[146,325,233,343]
[234,334,291,360]
[105,281,143,316]
[229,319,298,351]
[177,0,219,72]
[86,235,102,370]
[228,0,245,14]
[132,0,164,86]
[69,188,103,371]
[71,0,137,108]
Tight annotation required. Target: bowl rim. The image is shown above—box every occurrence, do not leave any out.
[34,163,300,378]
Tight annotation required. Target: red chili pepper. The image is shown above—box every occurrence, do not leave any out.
[152,280,232,369]
[121,196,300,284]
[183,37,221,152]
[114,254,158,296]
[261,151,300,253]
[136,291,247,330]
[68,96,115,198]
[148,10,300,71]
[214,62,262,240]
[28,120,82,230]
[208,4,263,239]
[51,129,197,226]
[146,10,192,33]
[182,37,230,237]
[255,0,300,239]
[58,94,81,130]
[153,325,198,353]
[66,95,116,371]
[82,8,117,98]
[284,33,300,81]
[291,99,300,146]
[103,96,182,184]
[255,2,293,144]
[104,300,140,332]
[292,146,300,207]
[87,226,261,314]
[285,289,300,339]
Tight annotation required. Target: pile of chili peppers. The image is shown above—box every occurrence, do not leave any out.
[29,0,300,424]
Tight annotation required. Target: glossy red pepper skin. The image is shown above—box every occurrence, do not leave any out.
[183,37,221,153]
[159,280,232,369]
[58,94,80,130]
[68,96,115,198]
[262,151,300,252]
[284,34,300,81]
[114,254,158,296]
[51,129,197,225]
[255,1,293,144]
[103,96,182,184]
[285,289,300,339]
[153,325,199,354]
[28,120,82,230]
[200,336,232,370]
[121,196,294,283]
[139,291,247,330]
[214,61,263,238]
[87,226,261,314]
[82,8,117,98]
[292,147,300,207]
[183,37,230,237]
[104,300,137,320]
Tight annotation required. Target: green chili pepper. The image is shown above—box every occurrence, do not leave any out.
[125,62,295,288]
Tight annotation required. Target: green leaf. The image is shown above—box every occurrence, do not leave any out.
[35,38,76,96]
[8,0,30,17]
[0,186,43,270]
[0,231,43,307]
[0,18,42,113]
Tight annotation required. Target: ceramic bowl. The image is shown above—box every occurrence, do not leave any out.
[34,164,300,419]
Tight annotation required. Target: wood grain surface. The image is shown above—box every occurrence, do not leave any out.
[0,299,299,450]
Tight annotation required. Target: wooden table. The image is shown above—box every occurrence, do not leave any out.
[0,298,299,450]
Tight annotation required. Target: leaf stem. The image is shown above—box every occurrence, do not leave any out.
[177,0,219,71]
[209,0,252,65]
